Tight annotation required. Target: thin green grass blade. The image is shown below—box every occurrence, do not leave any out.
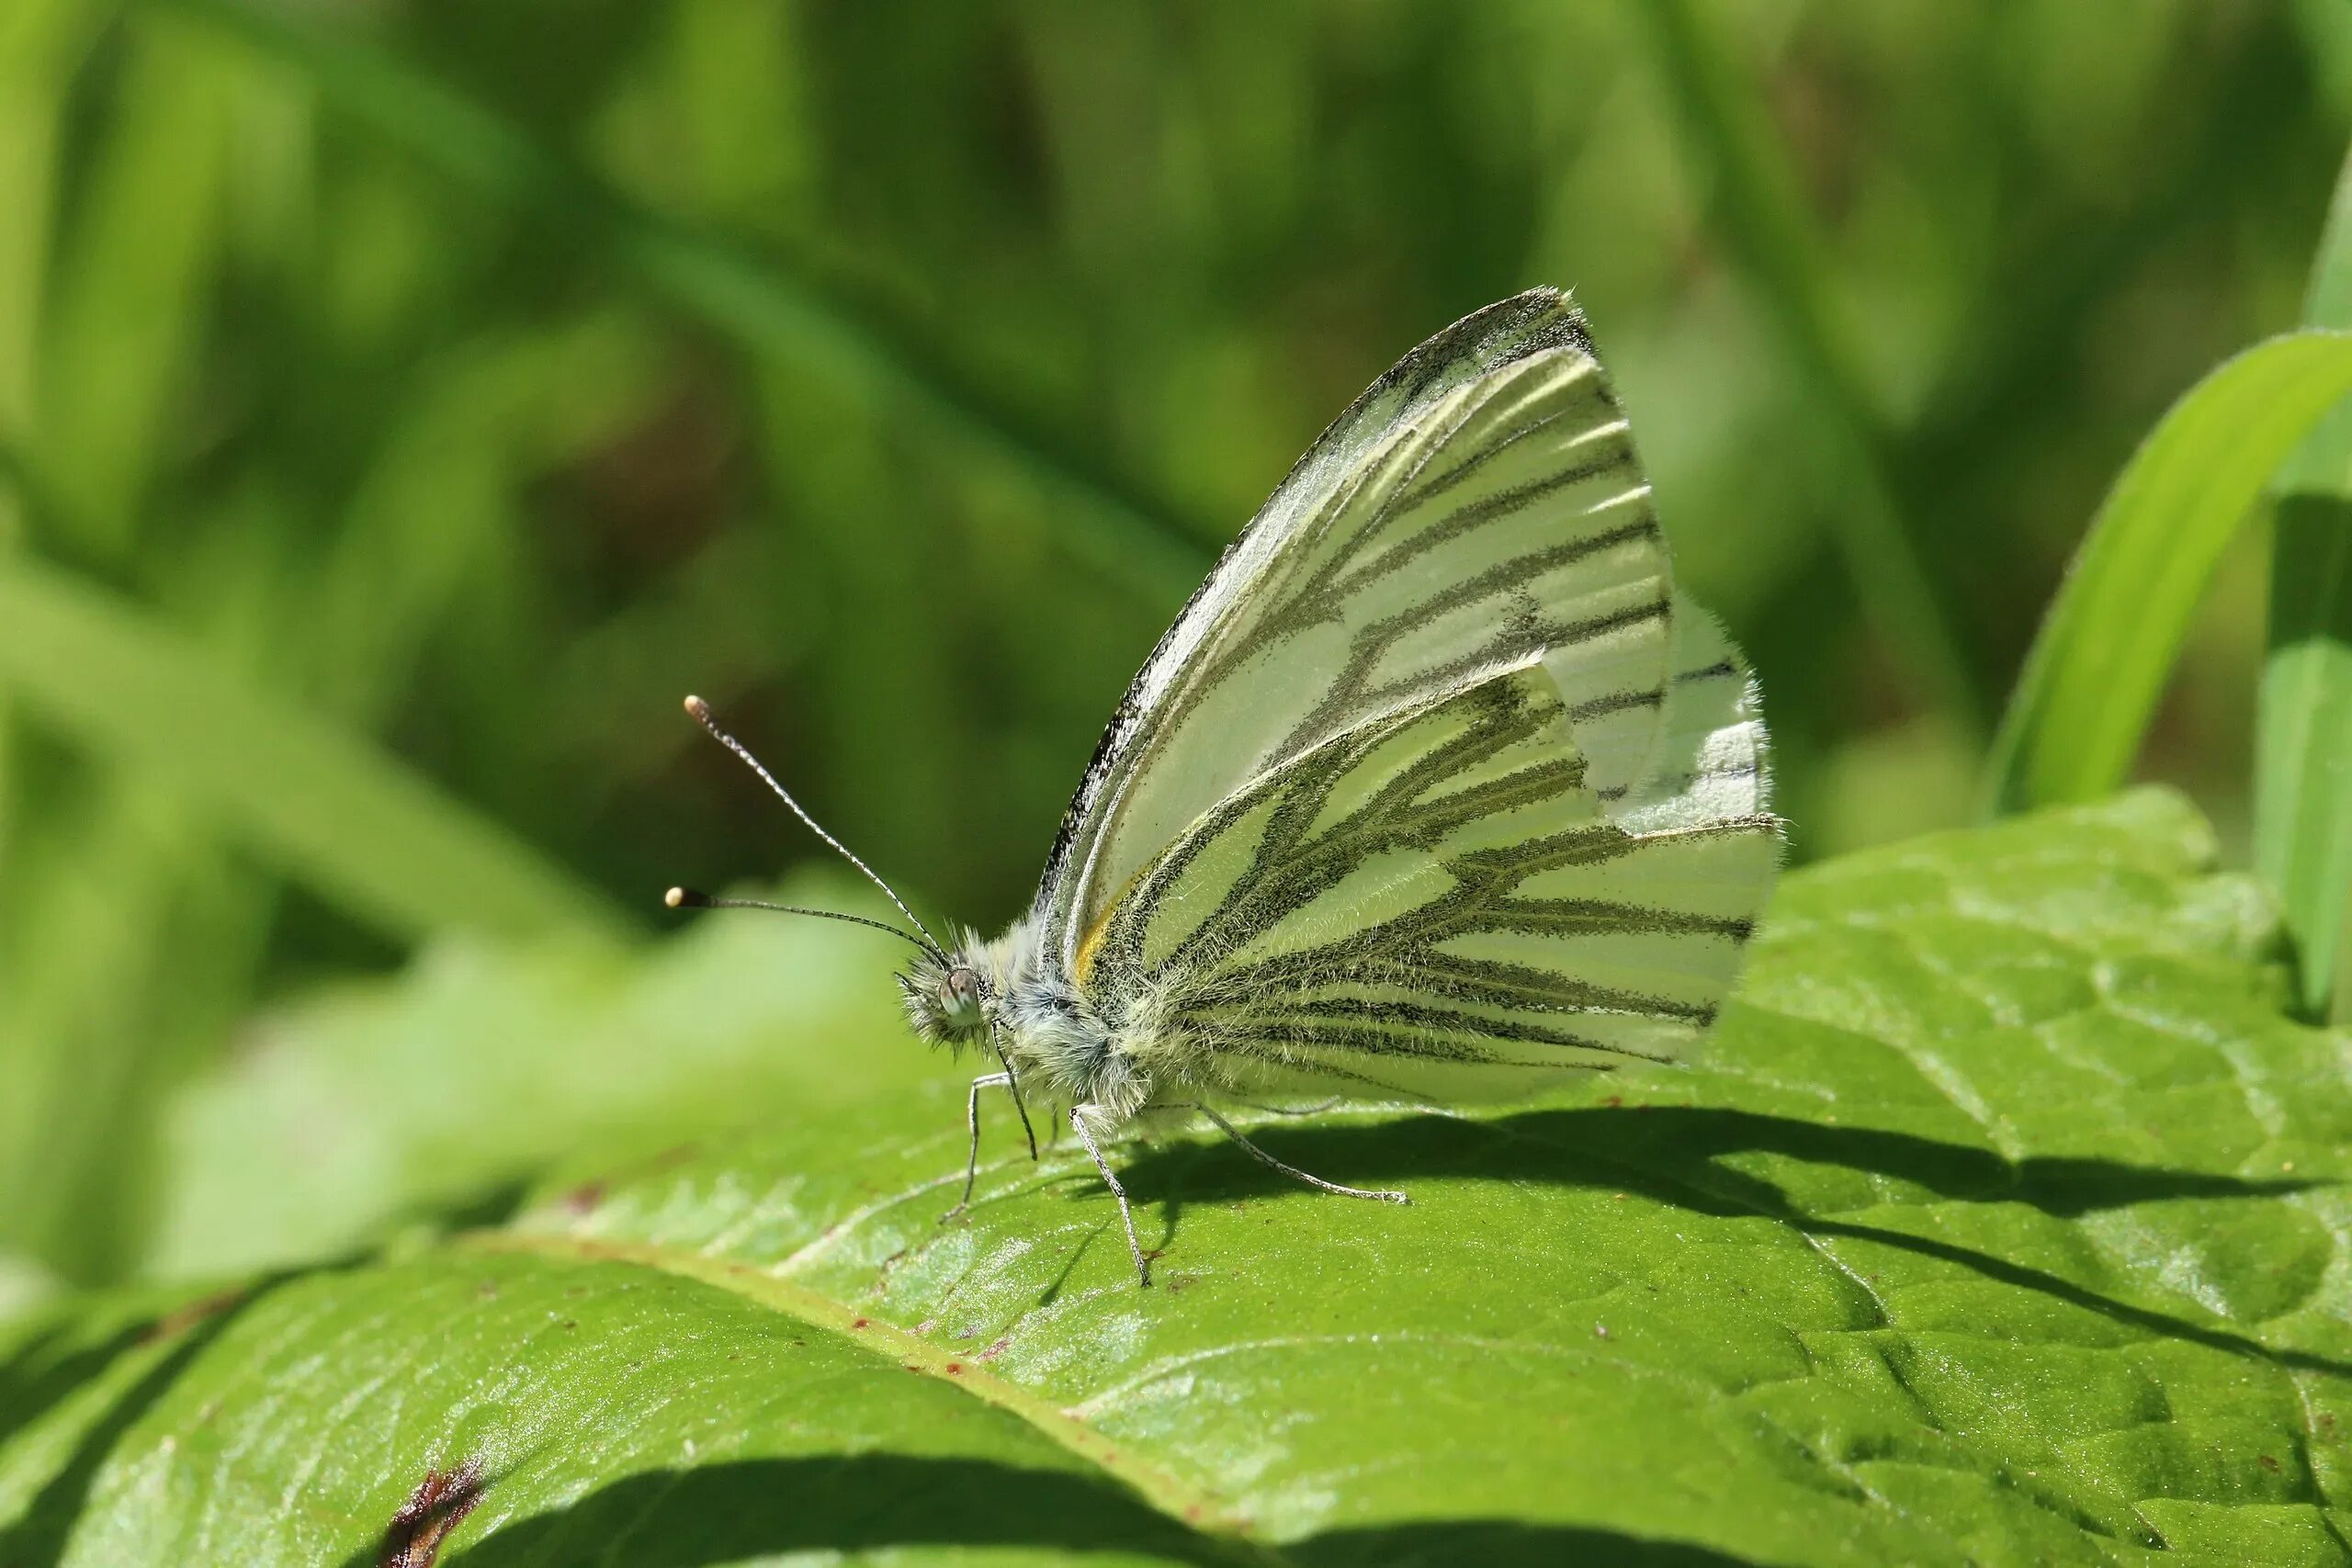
[2257,146,2352,1022]
[1633,0,1987,732]
[33,12,236,561]
[1986,331,2352,817]
[0,0,97,871]
[0,0,88,543]
[0,553,628,944]
[137,0,1209,605]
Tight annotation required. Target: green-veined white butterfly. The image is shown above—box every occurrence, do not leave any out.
[671,288,1780,1285]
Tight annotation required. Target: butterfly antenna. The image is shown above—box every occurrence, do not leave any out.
[662,887,934,955]
[681,694,944,956]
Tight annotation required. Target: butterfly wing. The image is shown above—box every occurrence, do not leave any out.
[1085,598,1777,1105]
[1038,289,1681,981]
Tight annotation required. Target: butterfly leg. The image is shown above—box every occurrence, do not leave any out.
[941,1071,1013,1223]
[1187,1104,1409,1203]
[1070,1104,1152,1287]
[991,1039,1040,1161]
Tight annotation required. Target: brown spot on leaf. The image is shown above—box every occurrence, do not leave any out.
[2259,1454,2281,1472]
[944,1362,963,1374]
[560,1181,605,1215]
[1603,1095,1623,1108]
[379,1460,485,1568]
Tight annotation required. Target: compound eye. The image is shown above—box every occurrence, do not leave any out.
[940,966,987,1026]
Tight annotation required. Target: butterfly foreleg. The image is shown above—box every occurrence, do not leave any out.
[1069,1104,1153,1287]
[1181,1103,1408,1204]
[990,1031,1039,1161]
[941,1071,1014,1223]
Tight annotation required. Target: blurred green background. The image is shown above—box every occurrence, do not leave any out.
[2,0,2346,1292]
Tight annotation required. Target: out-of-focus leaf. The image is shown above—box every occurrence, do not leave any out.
[1988,331,2352,815]
[0,556,626,944]
[2259,144,2352,1022]
[145,877,926,1278]
[9,791,2351,1564]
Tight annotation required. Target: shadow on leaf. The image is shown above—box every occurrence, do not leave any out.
[1295,1518,1760,1566]
[1113,1103,2346,1375]
[1124,1103,2312,1214]
[433,1454,1217,1567]
[431,1454,1757,1568]
[0,1282,275,1568]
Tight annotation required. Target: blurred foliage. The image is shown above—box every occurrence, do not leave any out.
[0,0,2346,1292]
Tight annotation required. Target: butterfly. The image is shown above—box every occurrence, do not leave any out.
[670,288,1780,1286]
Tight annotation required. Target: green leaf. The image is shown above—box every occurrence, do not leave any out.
[141,879,929,1279]
[2259,144,2352,1023]
[1988,331,2352,817]
[9,790,2351,1564]
[0,555,627,944]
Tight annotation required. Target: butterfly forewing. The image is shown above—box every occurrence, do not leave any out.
[1040,291,1682,981]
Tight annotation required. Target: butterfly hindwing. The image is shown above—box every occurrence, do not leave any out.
[1085,605,1776,1106]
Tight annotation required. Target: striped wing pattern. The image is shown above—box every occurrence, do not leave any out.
[1047,293,1681,978]
[1088,605,1777,1106]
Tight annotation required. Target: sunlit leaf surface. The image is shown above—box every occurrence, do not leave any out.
[4,790,2347,1564]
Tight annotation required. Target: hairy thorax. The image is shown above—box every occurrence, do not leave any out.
[899,918,1154,1118]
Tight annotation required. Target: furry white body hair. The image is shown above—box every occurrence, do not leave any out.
[900,919,1191,1122]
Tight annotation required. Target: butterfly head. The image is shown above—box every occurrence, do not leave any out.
[899,942,997,1051]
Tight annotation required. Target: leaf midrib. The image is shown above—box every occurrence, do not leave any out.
[461,1229,1286,1565]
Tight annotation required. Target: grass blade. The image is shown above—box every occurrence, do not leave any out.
[0,552,628,944]
[137,0,1211,606]
[1987,331,2352,817]
[34,12,235,560]
[2259,143,2352,1022]
[1634,0,1988,731]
